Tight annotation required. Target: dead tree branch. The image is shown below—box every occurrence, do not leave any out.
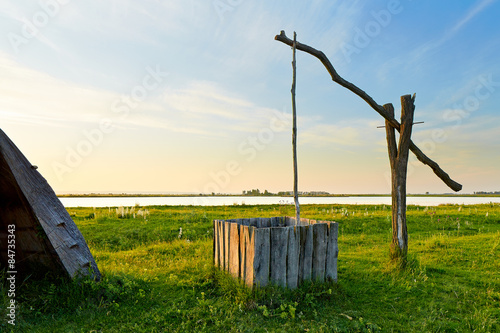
[275,30,462,192]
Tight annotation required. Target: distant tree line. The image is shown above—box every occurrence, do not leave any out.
[242,189,330,196]
[474,191,500,195]
[242,189,273,196]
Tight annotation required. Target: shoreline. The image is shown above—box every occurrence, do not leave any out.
[56,193,500,198]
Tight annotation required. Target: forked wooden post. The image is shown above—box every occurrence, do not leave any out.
[275,30,462,265]
[384,95,415,263]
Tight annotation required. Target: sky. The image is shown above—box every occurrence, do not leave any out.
[0,0,499,195]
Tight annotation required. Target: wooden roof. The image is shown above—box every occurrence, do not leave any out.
[0,129,100,280]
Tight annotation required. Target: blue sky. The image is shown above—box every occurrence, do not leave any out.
[0,0,499,194]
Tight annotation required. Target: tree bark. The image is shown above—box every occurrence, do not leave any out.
[384,95,414,264]
[275,30,462,192]
[291,31,300,224]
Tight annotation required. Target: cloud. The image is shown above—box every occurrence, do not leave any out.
[134,80,293,137]
[0,53,293,140]
[162,81,253,120]
[0,53,118,127]
[450,0,496,34]
[446,115,500,144]
[0,110,70,128]
[300,123,363,147]
[206,0,364,80]
[409,0,496,61]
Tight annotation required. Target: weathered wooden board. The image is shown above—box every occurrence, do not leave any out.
[213,220,219,267]
[298,225,313,283]
[287,226,300,288]
[257,218,271,228]
[239,224,248,282]
[218,221,225,269]
[229,223,240,278]
[312,223,328,282]
[326,222,339,281]
[243,226,254,286]
[249,218,259,227]
[253,228,270,287]
[270,227,288,287]
[224,221,231,271]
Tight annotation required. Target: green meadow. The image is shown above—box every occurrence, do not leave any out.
[2,203,499,332]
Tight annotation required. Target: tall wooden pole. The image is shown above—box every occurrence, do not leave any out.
[291,32,300,225]
[384,94,415,264]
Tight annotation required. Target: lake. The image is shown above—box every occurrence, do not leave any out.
[58,196,500,208]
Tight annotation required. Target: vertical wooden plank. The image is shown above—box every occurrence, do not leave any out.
[272,217,285,227]
[244,226,255,287]
[312,223,328,282]
[218,221,225,270]
[253,228,270,287]
[326,222,339,282]
[257,218,271,228]
[297,225,305,283]
[219,220,224,268]
[224,221,231,271]
[287,226,300,289]
[285,216,294,226]
[249,218,259,227]
[270,227,289,287]
[298,225,313,283]
[240,218,250,226]
[229,222,240,278]
[239,224,248,282]
[214,220,219,268]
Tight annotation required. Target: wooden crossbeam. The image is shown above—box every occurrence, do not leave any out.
[275,30,462,192]
[377,121,424,128]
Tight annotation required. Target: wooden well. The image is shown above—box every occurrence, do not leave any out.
[213,217,338,289]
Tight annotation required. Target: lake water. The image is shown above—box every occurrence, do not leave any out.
[59,196,500,208]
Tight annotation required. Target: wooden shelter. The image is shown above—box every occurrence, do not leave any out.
[0,129,100,280]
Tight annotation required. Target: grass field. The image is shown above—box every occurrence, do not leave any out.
[1,203,499,332]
